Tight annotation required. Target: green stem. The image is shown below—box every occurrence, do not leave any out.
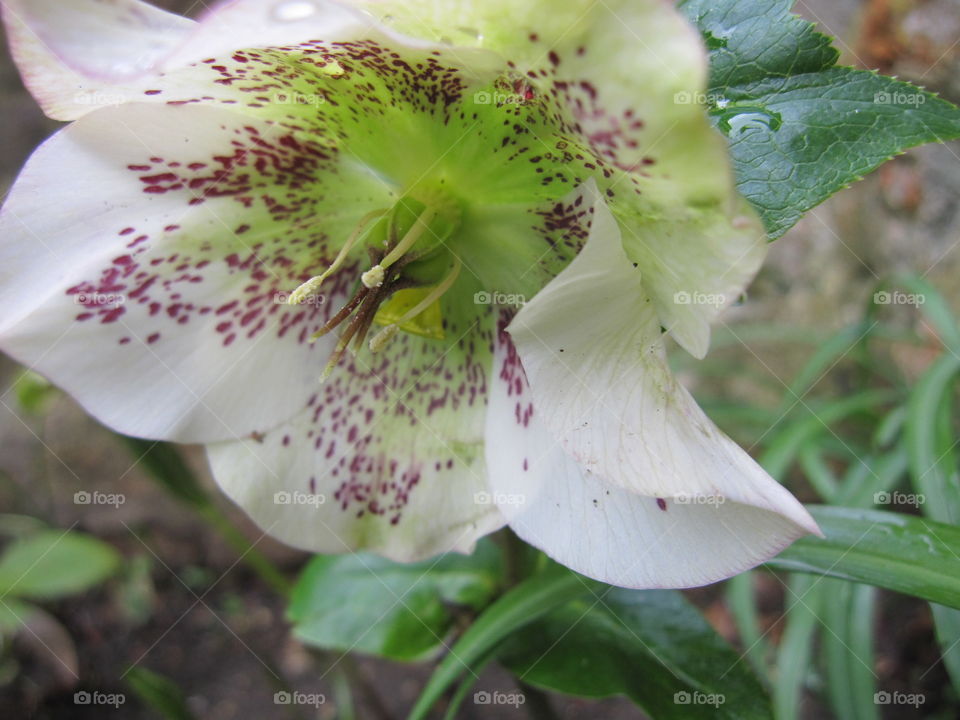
[120,436,291,597]
[196,505,291,597]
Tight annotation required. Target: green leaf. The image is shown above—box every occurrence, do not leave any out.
[773,574,821,720]
[500,588,772,720]
[679,0,960,238]
[288,541,502,662]
[125,668,197,720]
[821,580,879,720]
[767,506,960,609]
[0,598,37,636]
[680,0,838,88]
[409,564,598,720]
[0,530,120,600]
[906,354,960,692]
[13,369,58,415]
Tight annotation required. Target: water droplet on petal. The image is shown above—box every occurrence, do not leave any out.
[456,26,484,43]
[273,0,318,22]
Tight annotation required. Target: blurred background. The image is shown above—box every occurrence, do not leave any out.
[2,0,960,718]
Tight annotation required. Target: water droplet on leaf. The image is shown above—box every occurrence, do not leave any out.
[711,105,783,135]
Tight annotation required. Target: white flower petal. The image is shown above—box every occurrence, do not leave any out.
[482,187,818,588]
[486,328,817,589]
[0,101,391,443]
[2,0,193,119]
[3,0,500,121]
[207,314,504,560]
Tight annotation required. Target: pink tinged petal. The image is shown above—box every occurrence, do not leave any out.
[207,317,504,560]
[0,102,390,443]
[483,187,819,589]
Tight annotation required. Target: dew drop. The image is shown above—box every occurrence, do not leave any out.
[273,0,317,22]
[711,104,783,136]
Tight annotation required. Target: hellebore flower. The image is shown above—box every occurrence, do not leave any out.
[0,0,819,588]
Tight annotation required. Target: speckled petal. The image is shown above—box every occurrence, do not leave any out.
[484,188,818,589]
[0,102,392,443]
[358,0,768,357]
[2,0,502,121]
[207,309,503,560]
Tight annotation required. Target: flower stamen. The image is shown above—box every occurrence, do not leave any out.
[361,206,438,288]
[288,208,387,304]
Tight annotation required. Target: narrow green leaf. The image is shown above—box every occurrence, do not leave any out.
[760,390,896,480]
[822,580,879,720]
[767,506,960,609]
[726,573,770,680]
[500,588,772,720]
[126,667,197,720]
[408,565,598,720]
[773,575,821,720]
[0,530,120,600]
[906,356,960,692]
[288,541,501,662]
[906,354,960,524]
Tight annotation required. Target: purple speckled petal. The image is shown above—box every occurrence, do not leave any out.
[0,102,391,442]
[206,309,504,560]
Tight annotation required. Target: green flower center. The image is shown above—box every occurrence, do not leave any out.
[288,187,464,378]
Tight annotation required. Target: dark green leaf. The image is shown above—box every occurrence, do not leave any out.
[679,0,960,238]
[679,0,838,89]
[767,506,960,609]
[288,541,501,661]
[500,588,771,720]
[408,564,598,720]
